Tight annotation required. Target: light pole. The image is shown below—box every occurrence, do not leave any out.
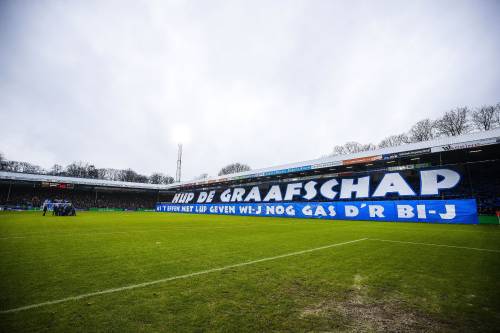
[175,143,182,182]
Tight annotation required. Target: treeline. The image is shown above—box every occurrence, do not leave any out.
[0,157,174,184]
[0,153,253,183]
[330,103,500,155]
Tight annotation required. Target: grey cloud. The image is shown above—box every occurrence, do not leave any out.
[1,0,499,179]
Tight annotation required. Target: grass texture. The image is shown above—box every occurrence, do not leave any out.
[0,211,499,332]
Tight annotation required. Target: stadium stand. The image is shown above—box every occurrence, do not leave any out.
[1,129,499,213]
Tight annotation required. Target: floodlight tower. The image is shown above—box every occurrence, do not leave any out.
[175,144,183,182]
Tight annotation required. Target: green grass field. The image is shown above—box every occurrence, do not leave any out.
[1,211,499,332]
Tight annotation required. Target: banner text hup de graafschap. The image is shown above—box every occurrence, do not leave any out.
[156,199,478,224]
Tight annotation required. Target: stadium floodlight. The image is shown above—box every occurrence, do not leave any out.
[170,124,192,145]
[176,144,182,183]
[170,124,191,183]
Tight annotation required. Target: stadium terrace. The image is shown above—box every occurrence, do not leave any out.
[171,168,460,204]
[1,128,499,221]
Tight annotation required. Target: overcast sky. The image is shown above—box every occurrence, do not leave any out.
[1,0,499,179]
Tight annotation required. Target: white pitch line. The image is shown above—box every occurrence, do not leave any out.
[0,238,367,314]
[368,238,500,253]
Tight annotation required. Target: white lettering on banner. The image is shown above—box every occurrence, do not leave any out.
[230,188,245,202]
[302,205,337,217]
[275,205,285,214]
[284,183,302,201]
[220,189,231,202]
[195,206,207,213]
[303,181,317,200]
[302,205,312,216]
[420,169,460,195]
[320,179,339,199]
[172,193,181,203]
[210,205,236,214]
[169,205,180,212]
[206,191,216,203]
[340,177,370,199]
[178,193,193,203]
[244,186,261,202]
[372,173,416,197]
[263,185,283,201]
[345,205,359,217]
[168,168,463,204]
[439,205,456,219]
[369,205,385,218]
[197,192,208,203]
[397,205,414,218]
[314,205,327,216]
[417,205,426,218]
[157,200,474,224]
[185,193,194,203]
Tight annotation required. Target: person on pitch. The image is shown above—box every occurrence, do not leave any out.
[42,200,48,216]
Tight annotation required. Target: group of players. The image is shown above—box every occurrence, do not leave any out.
[42,200,76,216]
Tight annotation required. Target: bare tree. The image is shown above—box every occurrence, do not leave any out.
[87,165,99,179]
[119,169,136,182]
[378,133,411,148]
[494,103,500,126]
[3,161,20,172]
[2,160,44,173]
[164,175,175,184]
[149,173,164,184]
[0,156,173,185]
[119,169,148,183]
[98,168,122,181]
[471,105,498,131]
[435,107,470,137]
[49,164,63,175]
[65,161,90,178]
[332,142,376,156]
[218,163,251,176]
[149,173,175,184]
[97,168,107,180]
[409,119,436,142]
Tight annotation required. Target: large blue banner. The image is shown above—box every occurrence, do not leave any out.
[156,199,478,224]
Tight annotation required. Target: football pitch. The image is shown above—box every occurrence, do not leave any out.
[1,212,499,332]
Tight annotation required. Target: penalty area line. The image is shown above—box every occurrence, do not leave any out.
[0,238,367,314]
[368,238,500,253]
